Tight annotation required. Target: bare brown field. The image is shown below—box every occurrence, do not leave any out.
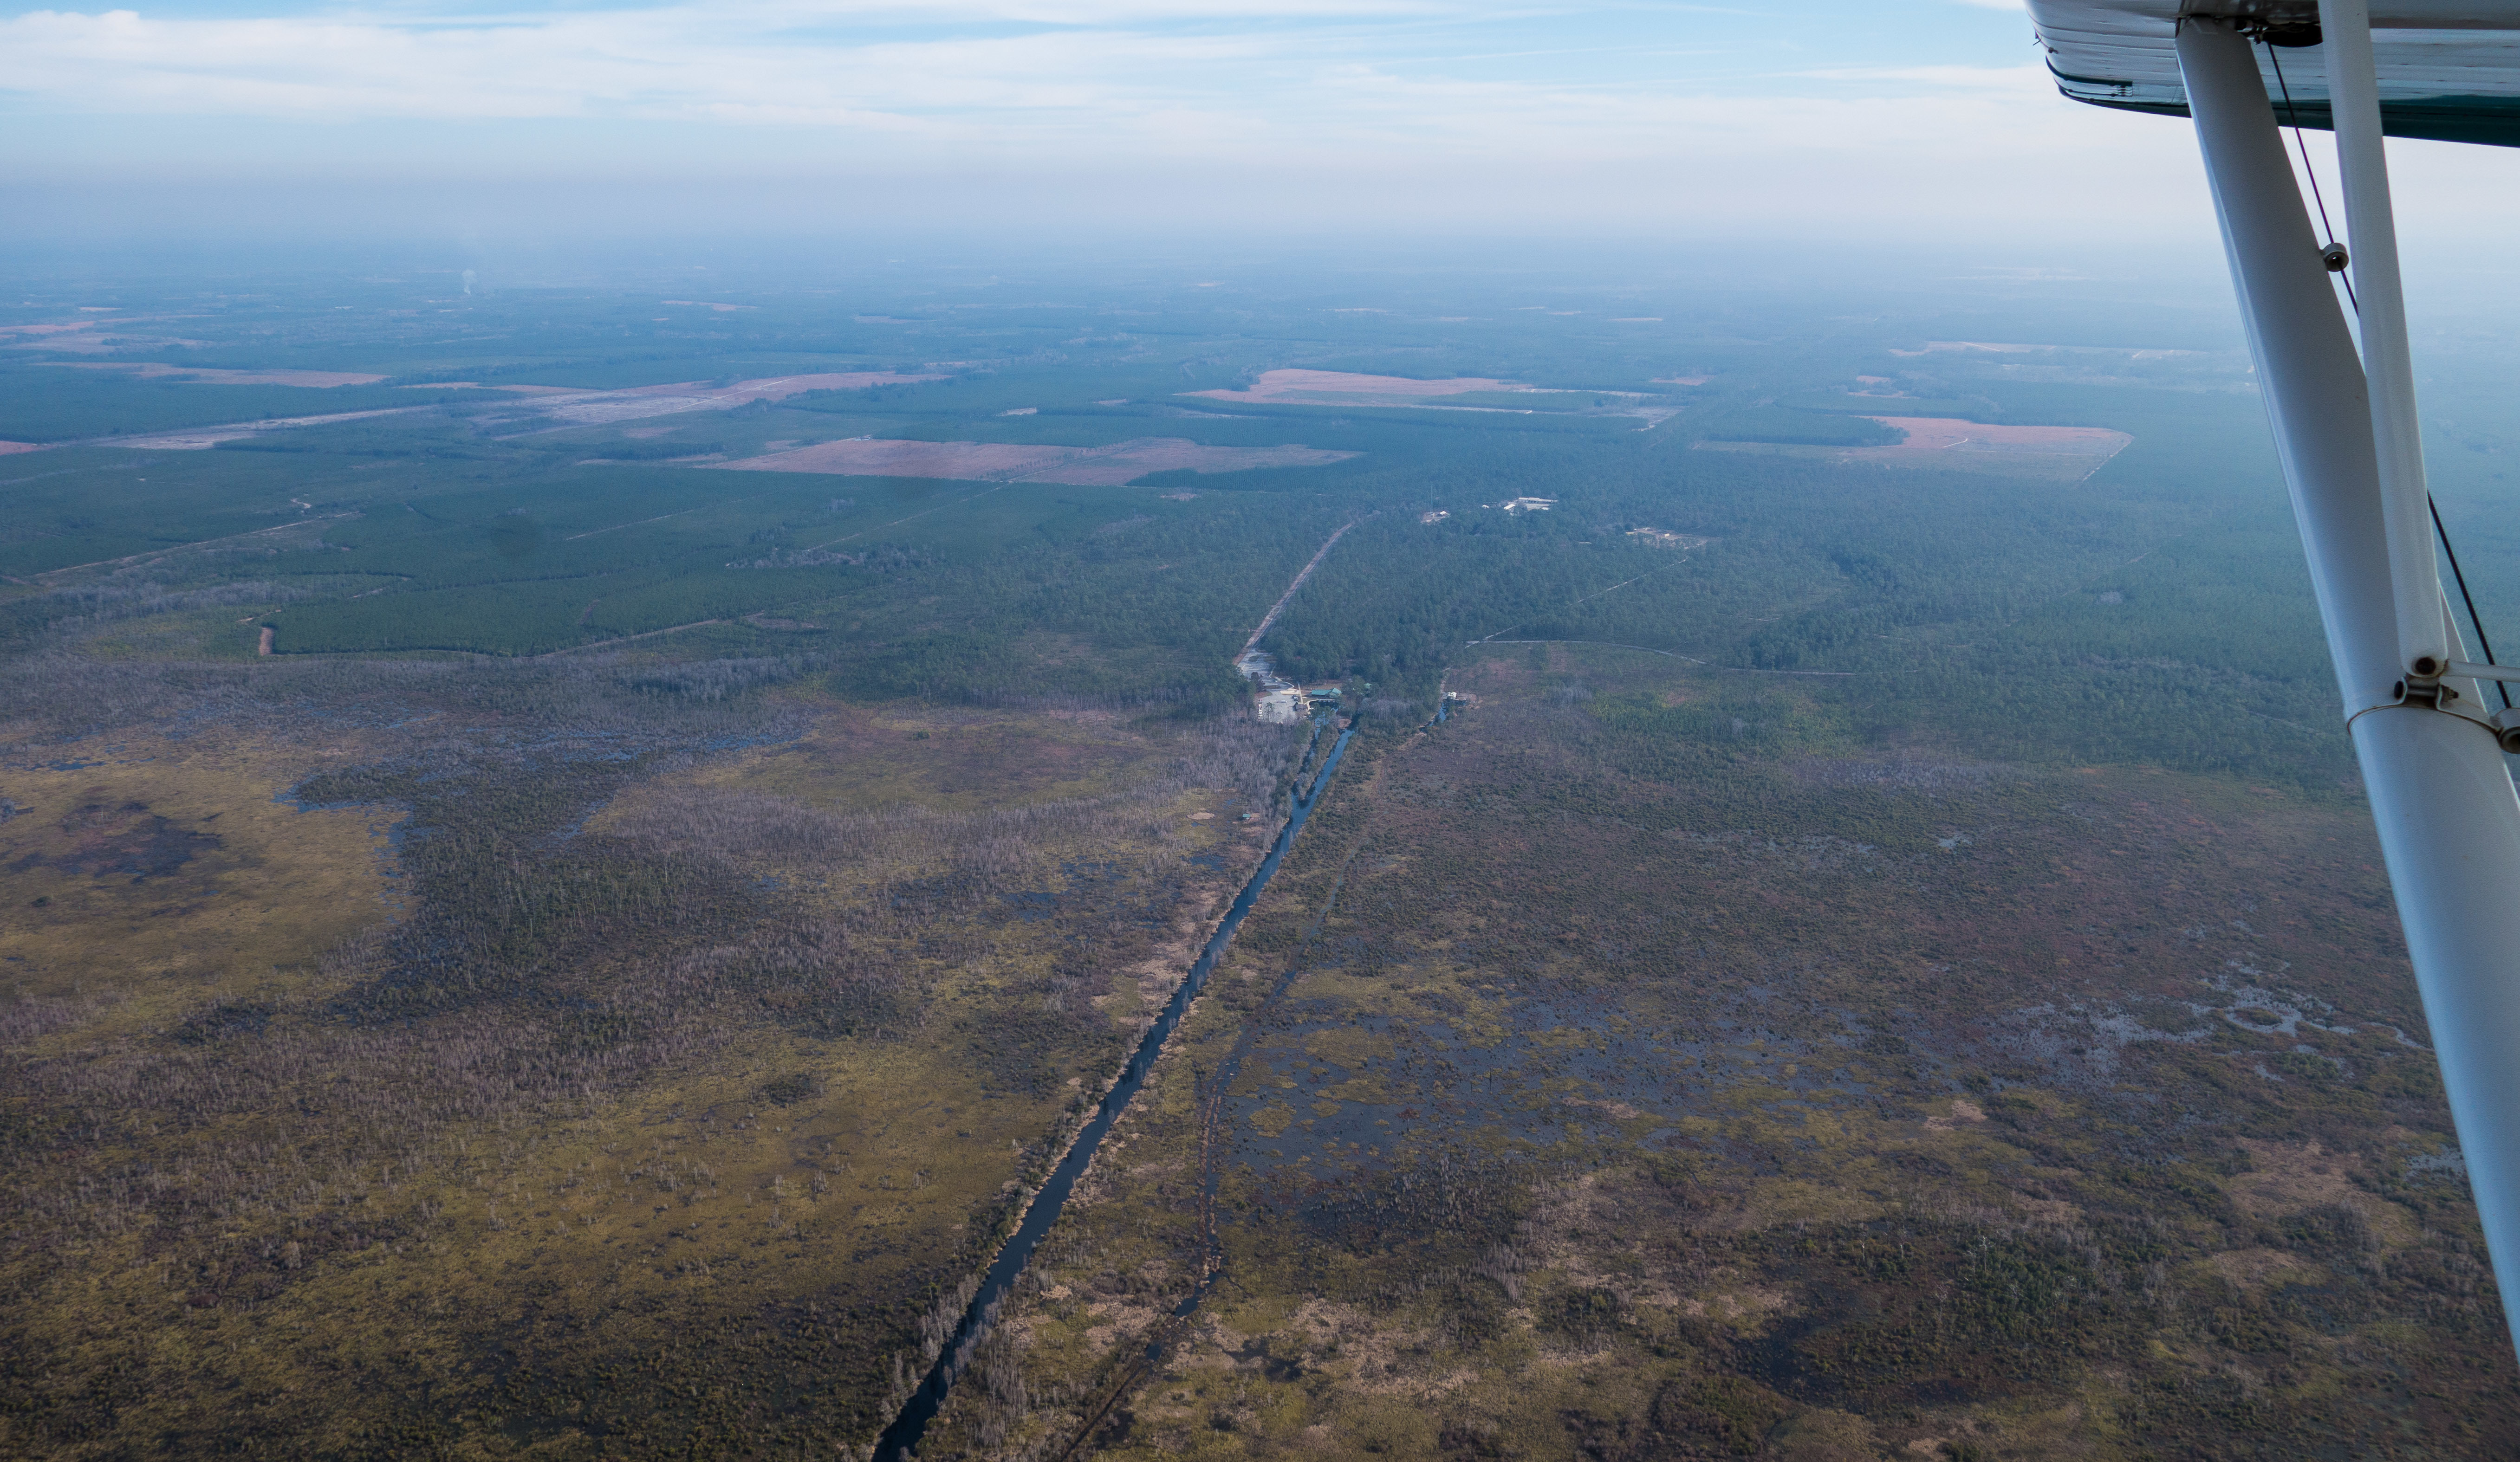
[1861,415,2133,456]
[1183,369,1673,424]
[112,408,428,451]
[1184,369,1525,406]
[728,439,1068,479]
[717,436,1356,485]
[46,362,390,388]
[3,317,206,355]
[532,372,945,427]
[10,336,210,355]
[394,383,591,395]
[642,372,929,400]
[1700,415,2133,483]
[1888,340,2052,356]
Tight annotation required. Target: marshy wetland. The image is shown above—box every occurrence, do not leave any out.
[5,259,2518,1457]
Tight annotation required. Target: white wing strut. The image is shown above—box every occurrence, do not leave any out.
[2181,15,2520,1356]
[2320,0,2450,681]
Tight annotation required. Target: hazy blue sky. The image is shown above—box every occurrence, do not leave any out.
[6,0,2518,259]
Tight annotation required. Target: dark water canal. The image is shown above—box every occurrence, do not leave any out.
[874,720,1359,1460]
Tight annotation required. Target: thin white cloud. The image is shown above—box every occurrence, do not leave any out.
[0,8,1362,122]
[18,0,2487,251]
[0,9,2063,147]
[707,0,1446,18]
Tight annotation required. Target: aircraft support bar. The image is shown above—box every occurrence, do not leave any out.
[2319,0,2449,680]
[2178,16,2520,1357]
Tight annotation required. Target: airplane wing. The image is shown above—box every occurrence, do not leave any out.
[2024,0,2520,1373]
[2029,0,2520,145]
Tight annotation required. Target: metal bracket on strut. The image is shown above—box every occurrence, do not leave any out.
[2364,662,2520,751]
[2397,649,2453,709]
[2429,661,2520,751]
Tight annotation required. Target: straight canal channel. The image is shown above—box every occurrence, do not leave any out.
[873,717,1361,1460]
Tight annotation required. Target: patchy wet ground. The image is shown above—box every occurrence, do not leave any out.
[921,647,2516,1462]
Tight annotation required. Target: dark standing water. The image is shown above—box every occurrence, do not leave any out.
[873,721,1360,1460]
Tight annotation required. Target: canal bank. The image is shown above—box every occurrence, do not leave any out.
[872,718,1361,1461]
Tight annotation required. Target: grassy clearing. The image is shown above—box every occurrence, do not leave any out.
[645,701,1161,817]
[0,684,1307,1458]
[1,731,398,1023]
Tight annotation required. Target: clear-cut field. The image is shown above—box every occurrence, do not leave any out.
[530,372,947,426]
[1183,369,1527,406]
[716,436,1356,485]
[1859,414,2133,456]
[1699,414,2134,482]
[47,362,393,388]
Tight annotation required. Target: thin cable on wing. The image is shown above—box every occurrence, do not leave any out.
[2259,36,2508,714]
[2432,494,2513,710]
[2265,40,2360,313]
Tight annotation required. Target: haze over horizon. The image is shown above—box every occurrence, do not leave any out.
[15,5,2520,1457]
[5,0,2516,273]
